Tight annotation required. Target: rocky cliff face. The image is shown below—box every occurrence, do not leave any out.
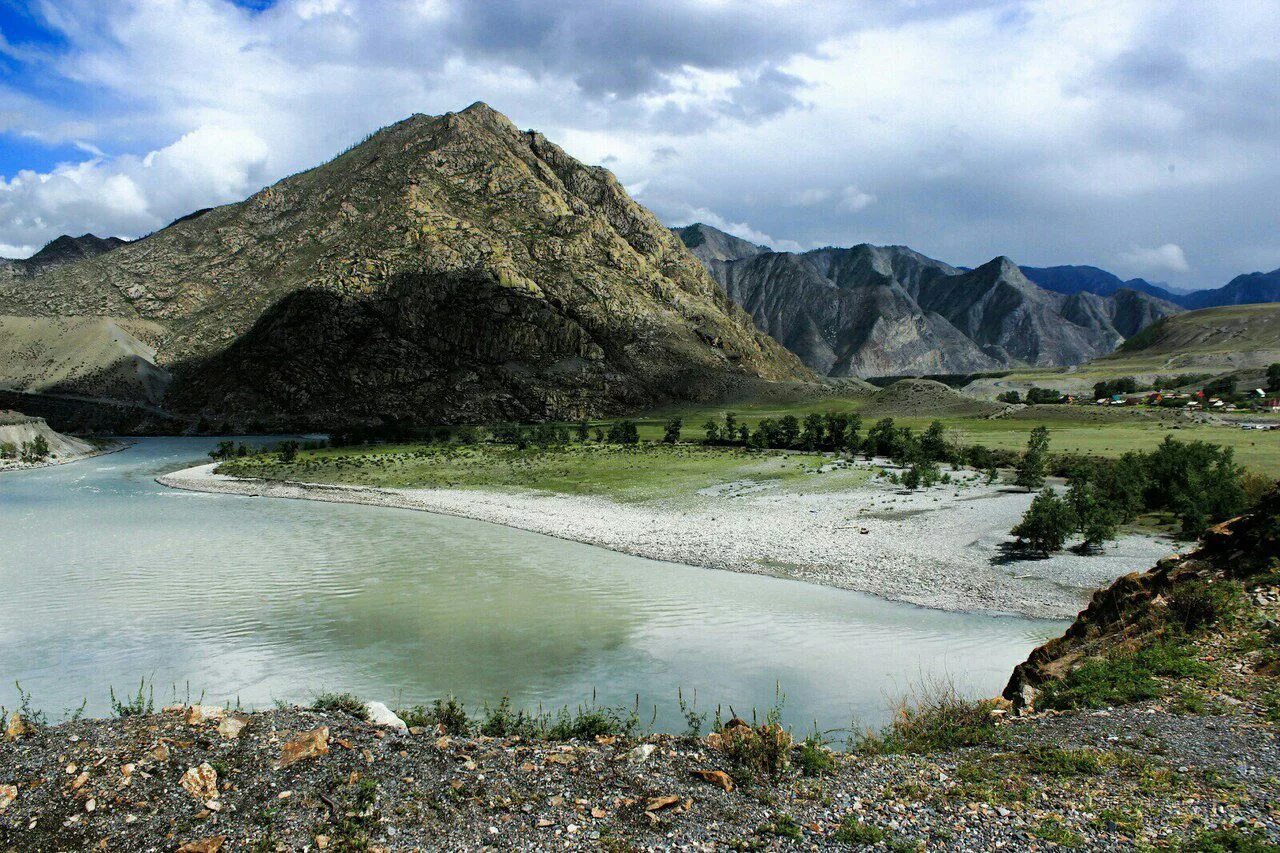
[678,224,1182,377]
[0,104,809,428]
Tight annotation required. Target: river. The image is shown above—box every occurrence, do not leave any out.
[0,438,1062,732]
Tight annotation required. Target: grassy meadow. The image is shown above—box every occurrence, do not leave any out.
[217,442,875,503]
[638,397,1280,477]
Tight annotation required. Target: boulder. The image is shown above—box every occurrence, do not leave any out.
[179,763,219,802]
[275,726,330,769]
[364,701,407,731]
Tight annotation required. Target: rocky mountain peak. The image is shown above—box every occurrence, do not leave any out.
[0,104,808,428]
[682,223,1181,377]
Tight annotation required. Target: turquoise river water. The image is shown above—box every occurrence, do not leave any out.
[0,438,1063,731]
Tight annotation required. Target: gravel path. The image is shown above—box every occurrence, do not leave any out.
[157,462,1172,619]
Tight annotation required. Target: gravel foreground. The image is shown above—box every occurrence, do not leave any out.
[1,701,1276,851]
[157,463,1170,619]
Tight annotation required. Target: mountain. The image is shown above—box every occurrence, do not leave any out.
[0,104,809,429]
[1024,262,1280,311]
[1095,303,1280,375]
[672,223,768,265]
[0,233,127,280]
[677,224,1182,377]
[1184,268,1280,310]
[1021,264,1181,304]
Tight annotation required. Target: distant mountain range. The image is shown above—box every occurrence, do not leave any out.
[0,104,807,430]
[675,224,1182,376]
[1022,264,1280,310]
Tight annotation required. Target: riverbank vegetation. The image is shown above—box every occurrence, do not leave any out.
[1008,428,1264,555]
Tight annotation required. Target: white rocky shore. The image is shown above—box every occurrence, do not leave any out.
[157,461,1175,619]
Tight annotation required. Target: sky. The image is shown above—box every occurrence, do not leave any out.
[0,0,1276,289]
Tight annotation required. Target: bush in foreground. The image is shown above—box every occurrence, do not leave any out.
[853,680,1002,754]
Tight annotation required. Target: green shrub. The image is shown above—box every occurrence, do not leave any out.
[1024,746,1108,776]
[833,816,886,845]
[543,702,639,741]
[757,813,804,841]
[1167,580,1246,632]
[1183,827,1280,852]
[479,697,538,739]
[1038,639,1210,711]
[397,696,472,735]
[109,679,155,718]
[797,733,837,777]
[1032,818,1084,848]
[854,680,1001,754]
[311,692,366,717]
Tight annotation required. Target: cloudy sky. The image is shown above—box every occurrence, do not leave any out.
[0,0,1276,289]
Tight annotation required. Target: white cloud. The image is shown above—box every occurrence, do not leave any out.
[0,0,1275,285]
[665,204,803,253]
[838,186,876,212]
[1119,243,1190,275]
[0,124,269,254]
[786,188,831,206]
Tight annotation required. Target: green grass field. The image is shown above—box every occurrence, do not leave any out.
[220,392,1280,497]
[218,442,873,503]
[638,398,1280,476]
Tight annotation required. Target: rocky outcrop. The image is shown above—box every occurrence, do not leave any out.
[1004,483,1280,710]
[0,105,809,428]
[681,225,1181,378]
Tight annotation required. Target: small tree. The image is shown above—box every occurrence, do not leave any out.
[824,412,849,450]
[575,420,590,442]
[1014,426,1050,491]
[278,440,300,463]
[777,415,801,448]
[1011,488,1075,555]
[702,419,720,443]
[864,417,897,458]
[21,435,50,462]
[997,390,1021,404]
[1026,387,1063,405]
[724,413,739,442]
[800,413,824,450]
[1067,477,1118,553]
[903,459,939,491]
[662,417,682,444]
[607,421,640,445]
[209,440,236,460]
[921,420,951,463]
[845,414,863,455]
[1268,362,1280,392]
[736,423,750,444]
[902,465,921,491]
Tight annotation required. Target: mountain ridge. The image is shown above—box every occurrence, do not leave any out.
[0,103,810,429]
[676,223,1182,377]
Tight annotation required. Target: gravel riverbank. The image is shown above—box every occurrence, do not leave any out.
[157,462,1172,619]
[1,700,1275,851]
